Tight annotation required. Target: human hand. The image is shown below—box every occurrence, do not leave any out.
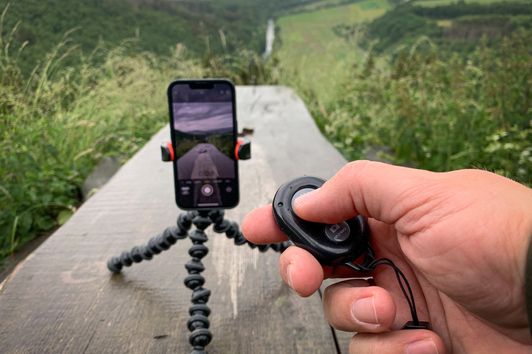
[242,161,532,353]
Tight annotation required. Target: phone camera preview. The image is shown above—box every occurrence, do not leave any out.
[169,80,239,209]
[180,186,191,196]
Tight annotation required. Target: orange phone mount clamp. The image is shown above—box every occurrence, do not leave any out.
[160,138,250,162]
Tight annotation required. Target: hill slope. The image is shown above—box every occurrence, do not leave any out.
[1,0,331,74]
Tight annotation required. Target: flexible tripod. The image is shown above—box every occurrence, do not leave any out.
[107,208,289,354]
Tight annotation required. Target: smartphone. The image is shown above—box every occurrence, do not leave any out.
[167,79,239,210]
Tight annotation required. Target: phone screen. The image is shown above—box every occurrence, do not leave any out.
[168,80,239,209]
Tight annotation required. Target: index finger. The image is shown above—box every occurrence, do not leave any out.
[293,160,437,225]
[241,205,288,244]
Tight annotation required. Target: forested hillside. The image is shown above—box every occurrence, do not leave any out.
[1,0,327,74]
[0,0,247,73]
[364,1,532,52]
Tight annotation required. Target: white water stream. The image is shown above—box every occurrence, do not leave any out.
[263,19,275,59]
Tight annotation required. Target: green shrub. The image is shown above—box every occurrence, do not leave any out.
[363,2,532,54]
[203,48,281,85]
[317,30,531,184]
[0,16,204,258]
[0,4,281,260]
[363,4,441,52]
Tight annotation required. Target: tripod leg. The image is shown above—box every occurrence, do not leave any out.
[210,210,290,252]
[184,212,213,354]
[181,210,288,353]
[183,210,289,354]
[107,212,194,273]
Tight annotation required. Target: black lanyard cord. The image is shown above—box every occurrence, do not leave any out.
[346,255,420,326]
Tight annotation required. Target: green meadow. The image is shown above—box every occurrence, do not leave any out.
[275,0,530,186]
[276,0,389,104]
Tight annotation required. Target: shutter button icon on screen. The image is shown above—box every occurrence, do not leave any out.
[201,184,214,197]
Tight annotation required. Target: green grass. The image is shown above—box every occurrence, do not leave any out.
[0,3,281,261]
[275,0,530,187]
[276,0,389,105]
[318,30,531,184]
[0,37,205,258]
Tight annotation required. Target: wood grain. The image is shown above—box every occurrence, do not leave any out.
[0,86,352,354]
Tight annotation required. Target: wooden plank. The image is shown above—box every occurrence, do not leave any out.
[238,86,354,353]
[0,86,350,354]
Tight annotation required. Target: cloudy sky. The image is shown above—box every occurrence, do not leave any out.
[173,102,233,134]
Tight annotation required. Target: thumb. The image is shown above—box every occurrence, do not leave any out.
[293,160,437,224]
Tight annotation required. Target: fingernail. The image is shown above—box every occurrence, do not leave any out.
[405,340,438,354]
[351,296,379,325]
[292,189,316,209]
[286,264,294,288]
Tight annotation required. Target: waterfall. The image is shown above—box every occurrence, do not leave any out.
[263,19,275,59]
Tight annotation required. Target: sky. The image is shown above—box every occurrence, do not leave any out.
[173,102,233,134]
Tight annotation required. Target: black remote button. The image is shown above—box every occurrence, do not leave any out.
[272,176,370,265]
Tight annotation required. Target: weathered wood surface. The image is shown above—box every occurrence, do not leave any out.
[0,86,354,354]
